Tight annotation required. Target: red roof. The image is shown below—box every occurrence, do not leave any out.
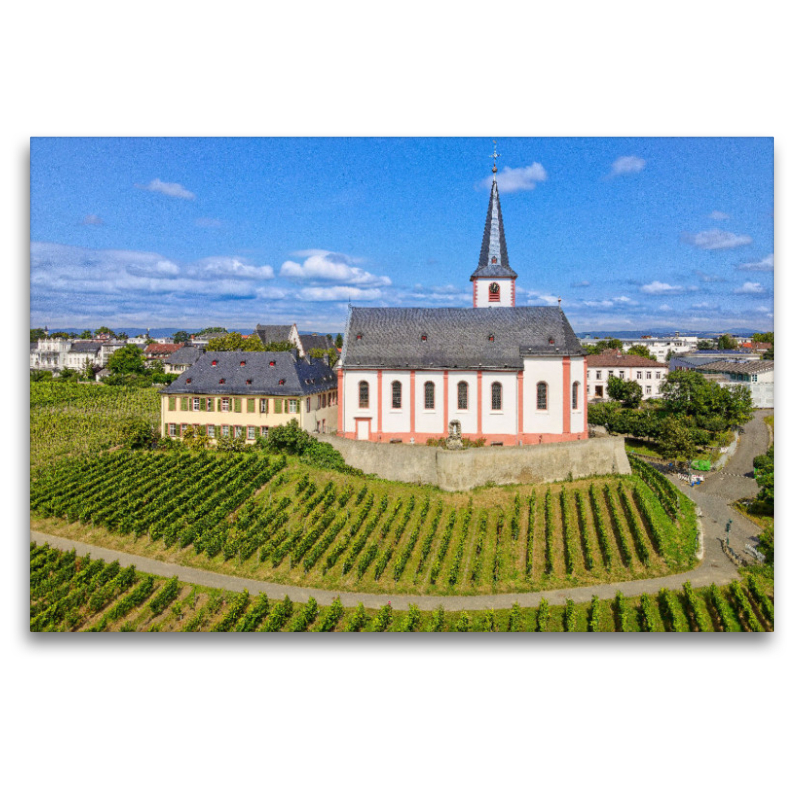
[145,343,184,356]
[587,350,668,369]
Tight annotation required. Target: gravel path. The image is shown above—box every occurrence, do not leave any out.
[30,412,771,612]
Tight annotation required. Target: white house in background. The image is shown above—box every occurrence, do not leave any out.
[337,166,588,446]
[693,359,774,409]
[580,335,697,362]
[164,346,204,374]
[586,351,668,400]
[64,341,103,371]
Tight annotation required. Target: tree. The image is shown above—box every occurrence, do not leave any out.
[207,332,268,352]
[697,340,714,350]
[717,334,737,351]
[606,375,643,408]
[50,331,71,340]
[78,330,93,339]
[752,332,773,344]
[626,344,656,360]
[335,333,343,348]
[762,346,774,360]
[757,523,774,565]
[119,419,159,449]
[81,359,96,381]
[195,326,228,337]
[584,338,624,355]
[94,326,117,338]
[30,328,46,342]
[108,343,147,375]
[659,416,695,462]
[173,331,191,344]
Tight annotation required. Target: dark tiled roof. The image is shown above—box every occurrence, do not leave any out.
[587,351,667,368]
[696,359,774,375]
[164,346,204,366]
[161,351,337,396]
[69,341,101,354]
[342,306,584,369]
[300,333,334,353]
[471,178,517,280]
[253,324,294,346]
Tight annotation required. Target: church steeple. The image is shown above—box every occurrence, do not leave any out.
[471,142,517,307]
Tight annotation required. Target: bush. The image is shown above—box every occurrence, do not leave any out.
[265,420,362,475]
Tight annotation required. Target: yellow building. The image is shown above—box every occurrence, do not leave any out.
[160,350,338,443]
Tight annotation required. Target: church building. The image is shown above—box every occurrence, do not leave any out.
[337,158,588,445]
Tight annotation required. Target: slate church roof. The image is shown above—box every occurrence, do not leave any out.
[253,324,294,347]
[342,306,585,370]
[161,351,337,396]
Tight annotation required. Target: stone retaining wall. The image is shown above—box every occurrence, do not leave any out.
[318,434,630,491]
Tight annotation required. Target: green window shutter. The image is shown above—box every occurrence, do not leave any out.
[275,398,282,414]
[168,397,175,411]
[180,397,188,411]
[234,398,242,413]
[247,398,255,413]
[217,398,222,412]
[164,423,169,436]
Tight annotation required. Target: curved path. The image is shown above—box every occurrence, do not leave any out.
[30,412,771,612]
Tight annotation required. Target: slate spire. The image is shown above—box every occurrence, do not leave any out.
[471,164,517,281]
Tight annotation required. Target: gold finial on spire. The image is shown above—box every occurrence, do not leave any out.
[491,139,500,174]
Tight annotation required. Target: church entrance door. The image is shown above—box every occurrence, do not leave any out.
[356,419,370,440]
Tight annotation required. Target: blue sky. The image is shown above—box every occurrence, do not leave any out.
[30,137,774,334]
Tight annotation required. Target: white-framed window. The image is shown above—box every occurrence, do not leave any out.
[457,381,468,410]
[168,423,177,436]
[221,398,230,412]
[247,426,256,440]
[180,423,188,435]
[424,381,435,410]
[646,385,652,394]
[288,399,298,413]
[359,381,369,408]
[234,425,243,438]
[306,397,311,412]
[655,371,661,379]
[260,398,267,413]
[646,371,652,380]
[392,380,402,409]
[596,371,601,380]
[536,382,548,410]
[222,425,230,437]
[261,426,269,437]
[619,370,624,378]
[206,397,213,411]
[572,381,580,410]
[491,381,502,411]
[636,371,642,379]
[207,424,216,438]
[192,397,200,411]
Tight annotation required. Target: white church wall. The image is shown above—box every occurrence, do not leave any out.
[473,278,514,308]
[382,370,411,434]
[414,371,445,435]
[481,371,517,436]
[522,357,563,434]
[446,371,479,436]
[570,357,585,434]
[343,369,377,434]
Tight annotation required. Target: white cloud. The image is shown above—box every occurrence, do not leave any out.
[609,156,646,177]
[298,286,383,302]
[196,256,274,280]
[734,282,765,295]
[612,296,637,305]
[481,162,547,192]
[196,217,222,228]
[709,210,730,220]
[682,228,753,250]
[640,281,686,295]
[737,253,774,272]
[280,250,390,287]
[81,214,103,226]
[658,304,672,312]
[136,179,195,200]
[571,280,591,288]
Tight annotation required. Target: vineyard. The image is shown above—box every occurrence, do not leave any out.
[30,543,773,632]
[31,448,699,596]
[30,382,160,470]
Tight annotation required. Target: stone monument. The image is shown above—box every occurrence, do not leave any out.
[446,419,463,450]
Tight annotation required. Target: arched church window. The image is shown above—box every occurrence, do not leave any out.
[457,381,468,410]
[572,381,580,410]
[491,381,502,410]
[392,380,402,409]
[424,381,435,409]
[359,380,369,408]
[537,382,548,410]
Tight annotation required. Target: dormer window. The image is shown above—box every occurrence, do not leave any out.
[548,337,555,345]
[211,360,218,366]
[219,378,225,385]
[240,360,246,366]
[186,378,192,384]
[246,379,252,385]
[421,334,427,342]
[488,334,495,342]
[279,379,286,385]
[356,332,363,340]
[269,360,276,367]
[491,256,497,264]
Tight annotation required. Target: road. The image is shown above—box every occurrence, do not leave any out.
[29,411,772,612]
